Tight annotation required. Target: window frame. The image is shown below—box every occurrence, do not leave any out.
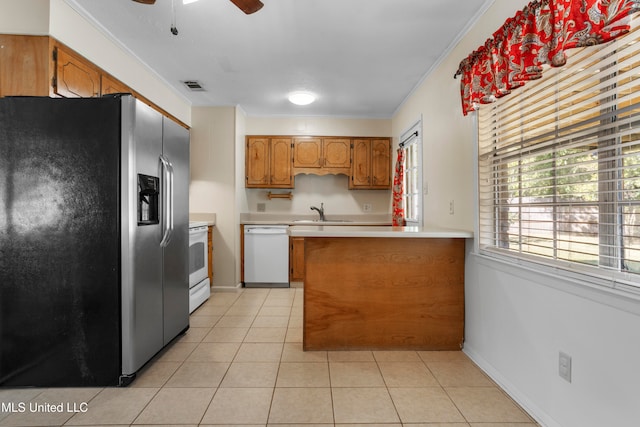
[476,23,640,291]
[400,119,423,226]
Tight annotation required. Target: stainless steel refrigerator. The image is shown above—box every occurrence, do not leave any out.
[0,94,190,387]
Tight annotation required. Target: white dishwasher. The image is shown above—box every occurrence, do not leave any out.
[243,225,290,287]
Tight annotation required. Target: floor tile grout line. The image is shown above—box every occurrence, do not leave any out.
[374,352,407,425]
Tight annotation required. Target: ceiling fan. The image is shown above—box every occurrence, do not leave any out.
[132,0,264,15]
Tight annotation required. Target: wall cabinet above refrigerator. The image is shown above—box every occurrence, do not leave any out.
[0,34,187,129]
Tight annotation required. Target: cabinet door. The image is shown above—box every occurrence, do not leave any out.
[101,74,130,96]
[370,138,391,188]
[351,139,371,188]
[54,46,100,98]
[323,138,351,169]
[246,137,270,187]
[290,236,305,282]
[293,138,322,168]
[270,138,293,187]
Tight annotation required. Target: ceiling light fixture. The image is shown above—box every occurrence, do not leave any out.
[288,92,316,106]
[183,0,198,4]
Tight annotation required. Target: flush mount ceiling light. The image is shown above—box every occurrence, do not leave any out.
[183,0,198,4]
[288,92,316,106]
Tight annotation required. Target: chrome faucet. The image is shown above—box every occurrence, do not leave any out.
[310,202,325,221]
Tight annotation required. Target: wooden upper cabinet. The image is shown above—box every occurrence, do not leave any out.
[53,46,100,98]
[101,74,130,96]
[245,135,390,189]
[293,138,322,168]
[0,35,50,97]
[351,139,372,187]
[246,137,293,188]
[270,138,293,187]
[350,138,391,189]
[0,35,188,128]
[293,137,351,174]
[323,138,351,169]
[246,137,271,186]
[370,138,391,188]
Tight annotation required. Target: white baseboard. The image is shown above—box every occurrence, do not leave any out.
[463,344,559,427]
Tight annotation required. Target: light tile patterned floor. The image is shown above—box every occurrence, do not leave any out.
[0,288,540,426]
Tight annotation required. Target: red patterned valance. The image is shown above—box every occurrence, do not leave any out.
[455,0,640,115]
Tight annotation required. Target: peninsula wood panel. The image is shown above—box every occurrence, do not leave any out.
[303,237,464,350]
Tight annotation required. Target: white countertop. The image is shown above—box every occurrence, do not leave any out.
[240,213,391,226]
[288,225,473,238]
[189,212,216,226]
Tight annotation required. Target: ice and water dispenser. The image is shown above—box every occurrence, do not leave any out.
[138,174,159,225]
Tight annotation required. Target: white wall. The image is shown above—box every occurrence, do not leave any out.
[0,0,49,34]
[190,106,238,288]
[244,116,393,216]
[392,1,640,426]
[465,254,640,427]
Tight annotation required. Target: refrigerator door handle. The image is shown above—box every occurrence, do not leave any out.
[160,155,173,247]
[168,160,175,238]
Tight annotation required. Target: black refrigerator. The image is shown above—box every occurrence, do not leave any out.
[0,95,190,387]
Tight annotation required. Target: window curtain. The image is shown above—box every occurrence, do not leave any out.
[455,0,640,115]
[392,148,405,226]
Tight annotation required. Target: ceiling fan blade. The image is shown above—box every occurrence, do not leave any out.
[229,0,264,14]
[132,0,156,4]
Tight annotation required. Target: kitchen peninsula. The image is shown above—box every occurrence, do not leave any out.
[289,225,473,351]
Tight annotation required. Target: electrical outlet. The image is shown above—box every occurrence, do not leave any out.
[449,200,455,215]
[257,203,266,212]
[363,203,372,212]
[559,352,572,383]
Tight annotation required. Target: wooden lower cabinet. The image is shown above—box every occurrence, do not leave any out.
[289,236,305,282]
[208,226,214,283]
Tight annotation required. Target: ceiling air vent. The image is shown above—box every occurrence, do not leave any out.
[182,80,205,91]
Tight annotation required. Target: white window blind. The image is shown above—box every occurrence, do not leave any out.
[478,19,640,283]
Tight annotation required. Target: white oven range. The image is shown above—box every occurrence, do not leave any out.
[188,221,211,313]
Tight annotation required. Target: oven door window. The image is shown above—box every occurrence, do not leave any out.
[188,228,208,287]
[189,241,205,274]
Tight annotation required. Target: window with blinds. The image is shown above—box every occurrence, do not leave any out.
[478,19,640,285]
[401,122,422,225]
